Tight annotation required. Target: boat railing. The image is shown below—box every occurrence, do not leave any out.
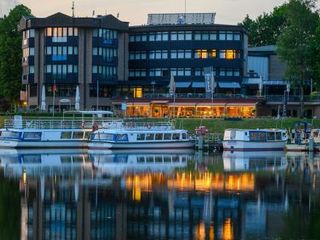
[123,121,174,131]
[4,118,122,130]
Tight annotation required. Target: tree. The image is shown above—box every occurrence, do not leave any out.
[277,0,319,117]
[239,5,288,47]
[0,5,32,107]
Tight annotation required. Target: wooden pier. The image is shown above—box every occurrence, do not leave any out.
[195,133,223,152]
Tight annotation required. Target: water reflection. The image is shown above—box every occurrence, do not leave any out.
[1,150,320,239]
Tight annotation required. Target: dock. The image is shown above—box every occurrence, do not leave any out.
[195,133,223,152]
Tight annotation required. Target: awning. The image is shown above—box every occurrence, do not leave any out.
[218,82,241,89]
[176,82,191,88]
[191,82,205,88]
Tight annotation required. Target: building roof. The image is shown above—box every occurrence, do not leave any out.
[248,45,277,56]
[18,12,129,31]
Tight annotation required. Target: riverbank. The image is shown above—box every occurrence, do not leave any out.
[1,115,319,135]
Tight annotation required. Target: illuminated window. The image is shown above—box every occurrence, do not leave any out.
[46,28,52,36]
[209,50,216,58]
[195,50,208,59]
[134,87,143,98]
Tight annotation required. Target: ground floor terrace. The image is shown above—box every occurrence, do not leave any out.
[112,98,261,118]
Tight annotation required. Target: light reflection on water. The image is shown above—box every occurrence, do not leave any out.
[0,149,320,239]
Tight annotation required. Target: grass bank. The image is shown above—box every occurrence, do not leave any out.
[174,118,320,134]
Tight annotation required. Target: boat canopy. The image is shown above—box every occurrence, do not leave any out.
[63,110,113,116]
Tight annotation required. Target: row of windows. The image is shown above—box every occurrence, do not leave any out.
[46,27,79,37]
[45,85,76,97]
[46,64,78,74]
[129,68,241,77]
[93,29,118,40]
[22,29,35,39]
[22,48,35,63]
[92,66,117,76]
[46,46,78,55]
[129,49,240,60]
[92,48,117,58]
[129,31,241,42]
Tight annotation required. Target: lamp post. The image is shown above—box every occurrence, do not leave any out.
[52,79,56,117]
[96,79,99,110]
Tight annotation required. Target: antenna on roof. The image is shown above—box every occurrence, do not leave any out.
[72,1,75,17]
[92,10,95,17]
[117,13,120,18]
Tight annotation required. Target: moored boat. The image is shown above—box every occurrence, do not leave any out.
[88,122,195,149]
[0,111,118,148]
[223,128,288,151]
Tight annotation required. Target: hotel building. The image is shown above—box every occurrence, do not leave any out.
[18,12,260,118]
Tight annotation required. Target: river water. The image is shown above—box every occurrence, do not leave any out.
[0,149,319,240]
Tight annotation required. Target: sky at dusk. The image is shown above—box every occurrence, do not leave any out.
[18,0,290,25]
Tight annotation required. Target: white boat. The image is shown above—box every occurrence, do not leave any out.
[0,111,119,148]
[223,151,287,172]
[223,129,288,151]
[88,122,195,149]
[90,149,193,176]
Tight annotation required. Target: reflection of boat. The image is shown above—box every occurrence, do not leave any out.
[89,122,195,149]
[0,111,117,148]
[223,151,287,171]
[223,129,287,151]
[0,148,91,177]
[90,149,193,176]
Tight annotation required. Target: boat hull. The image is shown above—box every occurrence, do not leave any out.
[88,141,195,149]
[0,140,88,148]
[223,140,286,151]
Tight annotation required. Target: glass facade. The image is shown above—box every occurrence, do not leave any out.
[92,28,118,83]
[44,27,79,84]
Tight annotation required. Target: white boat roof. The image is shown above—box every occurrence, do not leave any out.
[63,110,113,115]
[95,128,187,134]
[225,128,286,132]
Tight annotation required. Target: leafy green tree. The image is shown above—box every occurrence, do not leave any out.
[239,5,288,47]
[0,5,32,107]
[277,0,319,117]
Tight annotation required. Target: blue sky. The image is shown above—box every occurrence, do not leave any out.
[20,0,289,25]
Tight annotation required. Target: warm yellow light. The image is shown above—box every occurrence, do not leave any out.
[225,50,237,60]
[195,222,206,240]
[222,218,233,240]
[134,87,143,98]
[22,170,27,185]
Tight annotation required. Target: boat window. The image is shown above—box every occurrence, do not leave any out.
[249,131,266,142]
[182,133,187,139]
[164,133,171,140]
[84,131,91,139]
[73,131,84,139]
[164,156,171,162]
[172,156,179,162]
[61,132,72,139]
[73,156,83,162]
[276,132,282,140]
[146,156,154,162]
[23,132,42,140]
[155,133,163,140]
[97,133,113,140]
[146,134,154,140]
[266,132,275,141]
[61,156,72,163]
[172,133,180,140]
[115,134,128,142]
[0,131,21,139]
[155,156,162,162]
[137,156,145,162]
[137,134,145,141]
[23,155,41,163]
